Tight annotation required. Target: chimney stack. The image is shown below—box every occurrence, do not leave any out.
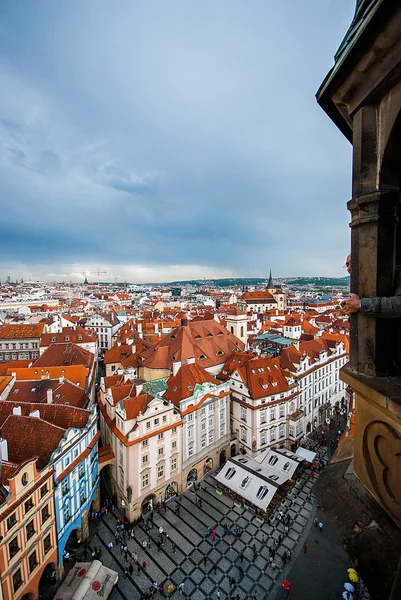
[12,406,22,416]
[0,437,8,462]
[47,388,53,404]
[172,361,181,376]
[59,376,64,384]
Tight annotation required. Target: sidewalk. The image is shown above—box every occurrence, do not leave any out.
[273,506,361,600]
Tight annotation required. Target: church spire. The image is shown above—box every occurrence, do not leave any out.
[267,269,274,290]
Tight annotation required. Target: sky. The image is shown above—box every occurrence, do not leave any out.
[0,0,355,283]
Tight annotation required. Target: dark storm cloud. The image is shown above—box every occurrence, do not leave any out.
[0,0,355,281]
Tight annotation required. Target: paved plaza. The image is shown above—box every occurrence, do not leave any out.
[94,464,321,600]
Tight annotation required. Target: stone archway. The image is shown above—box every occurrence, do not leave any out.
[306,421,311,434]
[165,482,178,500]
[230,443,237,457]
[186,468,198,487]
[21,594,35,600]
[203,457,213,474]
[38,560,57,597]
[219,449,226,467]
[141,494,156,514]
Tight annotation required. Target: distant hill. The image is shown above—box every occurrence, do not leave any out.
[142,277,350,288]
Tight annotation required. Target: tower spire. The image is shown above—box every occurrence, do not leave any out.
[267,269,274,290]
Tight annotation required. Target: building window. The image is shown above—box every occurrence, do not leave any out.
[41,504,50,524]
[157,465,164,478]
[209,417,213,426]
[29,549,38,573]
[270,407,275,421]
[158,447,164,456]
[279,424,285,438]
[201,408,206,416]
[172,440,177,450]
[171,458,177,470]
[142,474,149,488]
[146,421,151,430]
[12,569,23,593]
[80,488,86,505]
[24,497,34,513]
[154,418,159,425]
[44,534,52,554]
[162,415,167,423]
[188,428,193,439]
[63,505,71,524]
[289,425,295,437]
[40,484,48,498]
[188,445,194,457]
[78,463,85,479]
[26,519,35,541]
[279,405,285,418]
[142,454,149,464]
[241,407,247,422]
[142,439,148,447]
[9,536,20,559]
[220,424,224,436]
[7,513,17,530]
[270,428,276,442]
[172,427,177,434]
[261,430,267,445]
[241,428,247,442]
[158,432,164,440]
[201,422,206,431]
[201,435,207,448]
[61,480,69,496]
[260,410,266,424]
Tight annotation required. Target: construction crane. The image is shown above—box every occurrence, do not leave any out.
[96,269,107,291]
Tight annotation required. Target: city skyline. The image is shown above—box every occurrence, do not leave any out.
[0,1,354,281]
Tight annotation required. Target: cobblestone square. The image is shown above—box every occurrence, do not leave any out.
[92,467,320,600]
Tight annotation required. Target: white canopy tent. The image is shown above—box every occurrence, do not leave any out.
[54,560,118,600]
[254,448,302,479]
[216,456,279,510]
[296,447,317,463]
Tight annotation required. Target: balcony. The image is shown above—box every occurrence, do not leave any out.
[289,408,304,423]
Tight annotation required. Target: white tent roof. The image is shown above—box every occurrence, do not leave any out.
[296,446,316,463]
[215,456,279,510]
[254,448,302,479]
[54,561,118,600]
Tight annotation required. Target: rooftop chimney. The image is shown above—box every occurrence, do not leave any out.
[0,437,8,462]
[12,406,22,416]
[59,376,65,384]
[181,318,188,327]
[47,388,53,404]
[172,361,182,376]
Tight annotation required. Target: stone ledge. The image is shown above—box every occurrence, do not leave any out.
[341,366,401,412]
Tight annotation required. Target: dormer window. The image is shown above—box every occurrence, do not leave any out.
[188,386,193,391]
[199,354,206,360]
[51,337,56,342]
[65,336,70,341]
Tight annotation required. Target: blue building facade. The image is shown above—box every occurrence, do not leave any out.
[50,405,100,567]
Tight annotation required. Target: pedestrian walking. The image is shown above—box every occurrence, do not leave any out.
[262,534,265,544]
[314,517,319,528]
[303,542,308,553]
[240,552,244,563]
[287,550,291,561]
[318,521,323,533]
[217,591,221,599]
[129,564,133,575]
[178,582,185,595]
[159,526,164,535]
[203,556,207,567]
[212,530,216,542]
[108,541,113,550]
[137,563,141,574]
[207,526,211,536]
[124,568,128,578]
[172,543,176,554]
[143,560,147,570]
[213,564,217,575]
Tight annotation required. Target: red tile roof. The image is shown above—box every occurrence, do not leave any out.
[0,323,44,339]
[40,326,97,347]
[33,342,94,370]
[140,320,244,371]
[163,363,218,406]
[8,378,87,408]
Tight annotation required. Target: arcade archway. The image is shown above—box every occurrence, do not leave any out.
[165,482,178,500]
[186,469,198,487]
[141,494,156,514]
[219,449,226,466]
[203,457,213,474]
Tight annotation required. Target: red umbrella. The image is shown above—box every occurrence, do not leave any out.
[282,580,291,590]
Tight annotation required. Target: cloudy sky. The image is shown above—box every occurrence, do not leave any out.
[0,1,354,283]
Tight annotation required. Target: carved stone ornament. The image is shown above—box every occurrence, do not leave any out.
[362,420,401,524]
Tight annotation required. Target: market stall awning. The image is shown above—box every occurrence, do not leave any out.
[296,446,316,463]
[254,448,303,479]
[54,560,118,600]
[215,456,279,510]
